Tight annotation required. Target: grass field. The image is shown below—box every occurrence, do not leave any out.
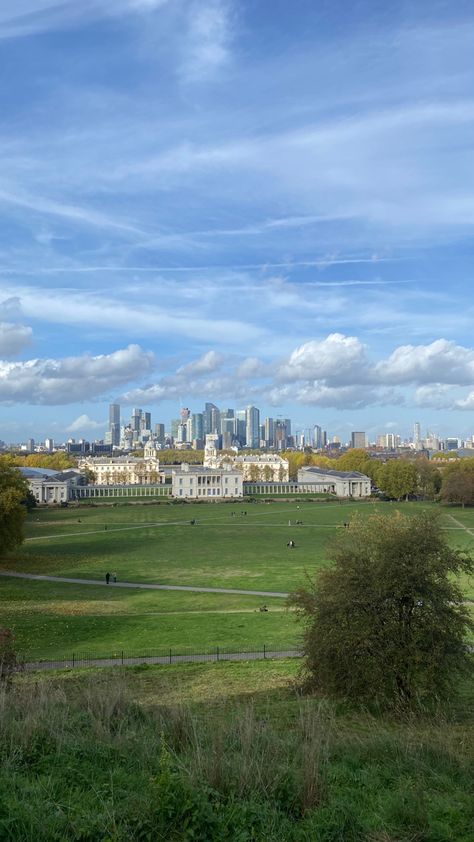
[2,660,473,840]
[1,499,473,658]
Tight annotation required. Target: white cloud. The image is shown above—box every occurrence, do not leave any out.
[66,414,105,433]
[177,350,225,375]
[455,391,474,411]
[0,344,154,405]
[0,284,266,345]
[414,384,457,409]
[296,382,377,409]
[181,0,234,82]
[0,322,32,356]
[376,339,474,385]
[279,333,367,384]
[0,0,169,40]
[236,357,267,378]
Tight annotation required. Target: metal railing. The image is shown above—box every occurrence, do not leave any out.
[21,644,302,671]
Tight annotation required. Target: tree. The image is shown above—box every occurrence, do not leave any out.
[0,464,29,556]
[441,469,474,508]
[289,511,473,708]
[415,458,442,501]
[336,449,372,475]
[377,459,417,500]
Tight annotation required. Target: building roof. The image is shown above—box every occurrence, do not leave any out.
[299,467,370,480]
[172,465,240,475]
[18,467,59,479]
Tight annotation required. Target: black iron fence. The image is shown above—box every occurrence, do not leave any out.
[21,644,302,672]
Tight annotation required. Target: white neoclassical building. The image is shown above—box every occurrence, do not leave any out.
[78,441,161,486]
[172,463,243,499]
[20,467,84,504]
[203,436,289,482]
[297,466,371,497]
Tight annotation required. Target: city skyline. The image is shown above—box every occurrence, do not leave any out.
[1,2,474,440]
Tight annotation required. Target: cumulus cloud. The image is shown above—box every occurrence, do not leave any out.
[177,350,225,376]
[0,322,33,356]
[0,344,154,405]
[278,333,367,384]
[296,382,378,409]
[455,391,474,410]
[376,339,474,385]
[414,383,457,408]
[236,357,267,378]
[66,414,105,433]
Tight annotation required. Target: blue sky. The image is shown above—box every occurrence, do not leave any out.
[1,0,474,443]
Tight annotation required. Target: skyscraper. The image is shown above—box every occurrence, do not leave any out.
[264,417,274,447]
[204,402,220,434]
[109,404,120,447]
[414,421,421,449]
[351,431,366,449]
[245,405,260,448]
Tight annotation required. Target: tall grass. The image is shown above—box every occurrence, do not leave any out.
[0,675,472,841]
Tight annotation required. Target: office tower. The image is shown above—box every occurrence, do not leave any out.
[143,412,151,431]
[313,425,323,449]
[385,433,396,449]
[27,438,35,453]
[245,405,260,448]
[44,438,54,452]
[413,421,421,448]
[351,431,366,449]
[180,407,190,423]
[204,402,219,434]
[170,418,180,440]
[191,413,204,442]
[235,410,246,445]
[445,438,460,451]
[154,423,165,443]
[274,419,287,451]
[108,404,120,447]
[131,408,142,433]
[264,417,274,447]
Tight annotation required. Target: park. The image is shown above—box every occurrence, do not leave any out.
[1,497,473,661]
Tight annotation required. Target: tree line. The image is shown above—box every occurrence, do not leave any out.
[282,448,474,504]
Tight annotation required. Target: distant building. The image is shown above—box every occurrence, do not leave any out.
[78,442,160,485]
[20,467,84,505]
[171,462,243,499]
[204,435,289,481]
[109,404,121,447]
[297,466,371,497]
[351,431,366,449]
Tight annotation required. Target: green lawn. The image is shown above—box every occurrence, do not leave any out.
[1,499,473,658]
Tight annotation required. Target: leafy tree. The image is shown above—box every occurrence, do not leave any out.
[415,458,442,501]
[377,459,417,500]
[263,465,273,482]
[289,510,473,708]
[0,464,29,556]
[441,469,474,508]
[336,449,372,475]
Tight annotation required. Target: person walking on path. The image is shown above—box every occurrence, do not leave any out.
[112,573,117,583]
[105,572,110,584]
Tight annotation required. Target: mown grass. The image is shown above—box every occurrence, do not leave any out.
[0,661,472,841]
[1,499,473,658]
[1,578,296,660]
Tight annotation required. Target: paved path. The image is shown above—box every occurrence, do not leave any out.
[0,570,289,599]
[24,649,301,672]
